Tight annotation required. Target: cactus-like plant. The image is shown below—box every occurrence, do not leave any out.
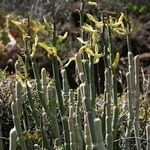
[80,82,97,147]
[10,81,27,150]
[105,69,113,150]
[68,105,76,150]
[75,87,84,149]
[9,127,17,150]
[47,84,62,148]
[146,124,150,150]
[84,114,92,150]
[94,118,106,150]
[133,56,141,150]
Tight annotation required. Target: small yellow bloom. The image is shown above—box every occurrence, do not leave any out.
[82,24,97,33]
[86,13,97,23]
[11,20,26,34]
[112,52,120,69]
[30,35,39,58]
[77,37,88,45]
[27,81,32,88]
[31,21,48,35]
[38,42,62,65]
[58,32,68,42]
[88,1,97,7]
[92,32,98,47]
[16,74,26,88]
[108,12,132,35]
[93,44,103,64]
[86,13,103,29]
[79,44,89,53]
[85,47,95,57]
[78,37,103,64]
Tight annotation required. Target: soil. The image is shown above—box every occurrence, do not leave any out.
[0,1,150,93]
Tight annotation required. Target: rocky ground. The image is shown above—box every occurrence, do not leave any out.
[0,1,149,93]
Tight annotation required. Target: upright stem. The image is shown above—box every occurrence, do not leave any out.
[133,56,141,150]
[101,11,108,68]
[107,15,118,139]
[51,4,70,150]
[105,69,113,150]
[47,85,62,147]
[80,83,97,148]
[146,124,150,150]
[80,0,85,41]
[79,0,89,83]
[126,9,132,53]
[89,58,96,108]
[11,81,27,150]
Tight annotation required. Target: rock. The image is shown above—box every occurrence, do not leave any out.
[0,41,19,71]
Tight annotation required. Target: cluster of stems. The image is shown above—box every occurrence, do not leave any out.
[4,2,149,150]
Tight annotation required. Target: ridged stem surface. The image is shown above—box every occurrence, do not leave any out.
[81,83,97,146]
[146,124,150,150]
[133,56,141,150]
[9,127,17,150]
[11,81,27,150]
[105,69,113,150]
[47,85,62,147]
[94,118,106,150]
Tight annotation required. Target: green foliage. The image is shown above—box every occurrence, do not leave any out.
[0,69,6,80]
[128,3,150,15]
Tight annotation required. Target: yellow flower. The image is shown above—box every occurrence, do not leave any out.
[92,31,98,47]
[82,24,98,33]
[86,13,97,23]
[77,38,89,53]
[77,37,103,64]
[88,1,97,7]
[11,20,26,35]
[93,44,103,64]
[108,12,131,35]
[30,35,39,58]
[112,52,120,69]
[31,21,49,36]
[38,42,62,65]
[58,32,68,42]
[77,37,88,45]
[86,13,103,29]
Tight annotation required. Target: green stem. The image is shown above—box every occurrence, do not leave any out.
[105,69,113,150]
[89,59,96,108]
[47,85,62,147]
[133,56,141,150]
[26,84,40,128]
[80,83,97,146]
[107,16,118,139]
[51,4,70,149]
[9,127,17,150]
[11,81,27,150]
[146,124,150,150]
[126,8,132,53]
